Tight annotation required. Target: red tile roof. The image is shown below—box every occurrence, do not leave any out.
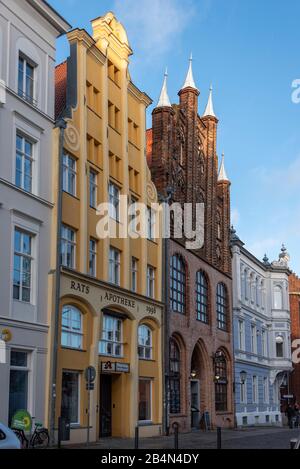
[55,61,67,120]
[146,128,153,167]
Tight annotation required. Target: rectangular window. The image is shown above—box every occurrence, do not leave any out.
[9,351,30,425]
[139,379,152,422]
[252,376,258,403]
[147,207,156,241]
[262,330,267,356]
[109,247,120,285]
[61,306,83,350]
[13,229,33,303]
[263,377,269,403]
[99,315,123,357]
[240,378,247,404]
[89,169,97,208]
[147,266,155,298]
[89,238,97,277]
[61,371,80,425]
[63,153,77,196]
[16,134,34,193]
[18,55,35,104]
[238,320,245,351]
[61,225,76,269]
[251,325,257,354]
[131,257,138,293]
[108,183,120,221]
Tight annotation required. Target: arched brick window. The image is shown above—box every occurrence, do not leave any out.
[214,350,228,412]
[170,255,186,314]
[169,339,181,414]
[196,271,209,324]
[216,283,228,331]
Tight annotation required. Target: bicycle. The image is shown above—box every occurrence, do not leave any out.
[12,419,50,449]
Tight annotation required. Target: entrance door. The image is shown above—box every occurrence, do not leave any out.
[191,380,200,428]
[100,375,112,437]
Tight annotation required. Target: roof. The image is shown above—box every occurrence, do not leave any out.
[55,61,67,120]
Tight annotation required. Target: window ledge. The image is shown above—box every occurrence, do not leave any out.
[61,346,86,353]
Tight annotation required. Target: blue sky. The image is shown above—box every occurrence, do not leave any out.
[50,0,300,273]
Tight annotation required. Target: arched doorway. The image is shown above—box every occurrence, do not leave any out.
[190,341,210,429]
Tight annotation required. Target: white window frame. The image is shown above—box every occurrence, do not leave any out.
[18,54,36,105]
[251,324,257,354]
[263,377,269,403]
[109,247,121,285]
[109,182,120,221]
[89,169,98,208]
[147,266,155,299]
[138,378,152,424]
[99,315,123,358]
[147,207,156,241]
[131,257,138,293]
[61,370,81,426]
[13,228,33,304]
[61,225,76,269]
[61,305,83,350]
[89,238,97,277]
[252,376,258,403]
[63,153,77,196]
[15,133,34,193]
[138,325,153,360]
[240,377,247,404]
[238,320,245,351]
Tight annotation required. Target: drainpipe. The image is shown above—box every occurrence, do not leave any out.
[50,118,67,445]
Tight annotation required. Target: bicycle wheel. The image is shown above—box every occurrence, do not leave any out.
[31,430,50,448]
[13,429,29,449]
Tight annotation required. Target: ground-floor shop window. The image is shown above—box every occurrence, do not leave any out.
[9,350,30,425]
[139,379,152,422]
[214,350,228,412]
[61,371,80,425]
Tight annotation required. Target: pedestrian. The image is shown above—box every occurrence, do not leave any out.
[286,404,296,429]
[294,403,300,429]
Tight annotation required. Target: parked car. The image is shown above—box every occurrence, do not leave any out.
[0,423,21,449]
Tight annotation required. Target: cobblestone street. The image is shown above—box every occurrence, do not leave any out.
[68,427,300,450]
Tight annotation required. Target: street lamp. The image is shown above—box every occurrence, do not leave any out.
[191,370,197,379]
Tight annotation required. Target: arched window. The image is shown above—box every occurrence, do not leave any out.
[214,351,228,412]
[61,305,83,349]
[196,271,209,323]
[216,283,228,331]
[169,339,181,414]
[274,285,283,310]
[138,325,152,360]
[170,255,186,314]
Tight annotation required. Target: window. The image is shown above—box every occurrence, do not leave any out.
[61,305,83,349]
[61,372,80,425]
[240,375,247,404]
[63,153,77,196]
[9,351,30,425]
[215,351,228,412]
[169,339,181,414]
[15,134,34,192]
[13,229,33,303]
[147,266,155,298]
[276,336,284,358]
[131,257,138,293]
[61,225,76,269]
[147,207,156,241]
[262,330,267,356]
[196,271,209,323]
[274,286,283,310]
[263,377,269,403]
[89,170,98,208]
[238,320,245,351]
[138,325,152,360]
[89,238,97,277]
[170,255,186,314]
[139,380,152,422]
[109,183,120,221]
[18,55,35,104]
[251,325,257,354]
[216,283,228,331]
[109,247,120,285]
[252,376,258,403]
[99,315,123,357]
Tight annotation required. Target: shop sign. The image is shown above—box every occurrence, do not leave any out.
[101,361,130,374]
[11,410,32,432]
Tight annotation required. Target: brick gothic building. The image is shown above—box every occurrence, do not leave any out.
[289,273,300,402]
[147,60,234,432]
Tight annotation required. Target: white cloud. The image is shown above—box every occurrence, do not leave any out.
[112,0,202,61]
[248,238,281,263]
[231,208,240,227]
[253,155,300,192]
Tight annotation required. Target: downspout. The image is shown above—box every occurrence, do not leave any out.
[50,117,67,445]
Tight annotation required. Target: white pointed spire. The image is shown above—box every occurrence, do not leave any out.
[181,53,198,91]
[203,84,216,118]
[156,68,172,108]
[218,153,229,182]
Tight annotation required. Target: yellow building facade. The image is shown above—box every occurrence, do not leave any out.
[48,13,163,444]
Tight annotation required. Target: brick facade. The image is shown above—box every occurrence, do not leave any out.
[289,273,300,401]
[147,82,234,431]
